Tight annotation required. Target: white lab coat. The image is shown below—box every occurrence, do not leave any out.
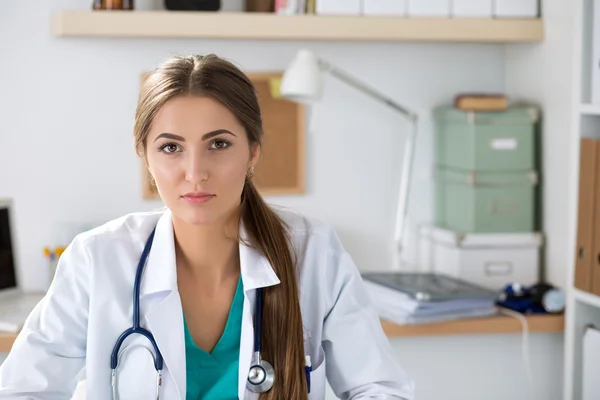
[0,207,414,399]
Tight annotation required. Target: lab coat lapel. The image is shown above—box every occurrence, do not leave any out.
[139,209,186,400]
[237,223,281,400]
[133,210,284,400]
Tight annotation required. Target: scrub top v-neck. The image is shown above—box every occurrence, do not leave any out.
[183,277,244,400]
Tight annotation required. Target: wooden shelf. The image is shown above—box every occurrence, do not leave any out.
[381,313,565,337]
[51,11,544,42]
[0,333,17,353]
[0,314,564,352]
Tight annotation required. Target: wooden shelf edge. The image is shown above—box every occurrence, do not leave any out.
[381,313,565,338]
[51,10,544,42]
[0,314,563,352]
[0,333,18,353]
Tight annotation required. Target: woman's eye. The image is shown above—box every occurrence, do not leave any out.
[211,140,230,150]
[160,143,180,154]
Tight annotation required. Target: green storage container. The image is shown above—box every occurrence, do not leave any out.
[434,105,539,172]
[435,168,538,234]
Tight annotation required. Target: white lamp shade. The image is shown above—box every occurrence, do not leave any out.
[280,50,324,103]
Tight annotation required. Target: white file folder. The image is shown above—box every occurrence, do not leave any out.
[583,325,600,400]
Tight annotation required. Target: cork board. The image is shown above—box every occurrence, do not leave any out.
[139,71,305,199]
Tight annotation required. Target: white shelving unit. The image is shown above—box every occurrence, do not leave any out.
[564,1,600,399]
[580,103,600,115]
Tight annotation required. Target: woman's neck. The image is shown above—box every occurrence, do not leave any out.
[171,213,241,286]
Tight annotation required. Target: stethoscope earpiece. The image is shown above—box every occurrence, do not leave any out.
[247,359,275,393]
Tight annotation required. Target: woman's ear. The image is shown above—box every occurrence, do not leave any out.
[250,144,261,168]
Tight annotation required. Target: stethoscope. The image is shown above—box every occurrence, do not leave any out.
[110,226,311,399]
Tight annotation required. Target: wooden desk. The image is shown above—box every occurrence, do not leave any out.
[381,313,565,338]
[0,333,17,353]
[0,314,565,353]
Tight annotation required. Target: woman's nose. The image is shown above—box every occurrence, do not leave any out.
[184,152,209,184]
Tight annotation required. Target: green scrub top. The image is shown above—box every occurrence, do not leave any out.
[184,277,244,400]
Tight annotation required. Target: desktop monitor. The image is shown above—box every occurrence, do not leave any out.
[0,198,18,293]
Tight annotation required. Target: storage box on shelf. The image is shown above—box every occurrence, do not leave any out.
[451,0,492,17]
[493,0,539,18]
[433,105,540,234]
[407,0,450,17]
[434,106,538,173]
[362,0,407,16]
[434,168,538,234]
[316,0,361,15]
[430,104,541,290]
[421,226,542,291]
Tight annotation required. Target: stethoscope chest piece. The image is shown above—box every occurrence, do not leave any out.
[246,357,275,393]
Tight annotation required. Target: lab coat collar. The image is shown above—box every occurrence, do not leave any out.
[139,208,178,297]
[140,208,282,400]
[140,208,281,297]
[238,222,281,293]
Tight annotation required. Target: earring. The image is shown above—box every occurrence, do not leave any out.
[247,167,255,179]
[150,175,156,187]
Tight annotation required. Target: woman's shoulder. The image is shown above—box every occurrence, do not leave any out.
[72,208,165,249]
[271,205,345,255]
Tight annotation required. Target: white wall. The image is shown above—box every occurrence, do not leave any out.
[0,1,565,400]
[1,0,508,290]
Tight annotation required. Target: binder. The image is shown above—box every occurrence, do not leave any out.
[593,140,600,295]
[574,138,598,293]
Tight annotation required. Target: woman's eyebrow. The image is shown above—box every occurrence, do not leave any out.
[202,129,236,140]
[153,133,184,142]
[153,129,235,143]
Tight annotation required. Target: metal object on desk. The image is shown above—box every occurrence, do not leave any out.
[363,271,498,302]
[497,282,565,314]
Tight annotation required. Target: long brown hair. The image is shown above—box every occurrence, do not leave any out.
[133,54,308,399]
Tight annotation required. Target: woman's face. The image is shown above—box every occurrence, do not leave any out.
[145,94,259,227]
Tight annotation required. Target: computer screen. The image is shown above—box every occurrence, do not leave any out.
[0,204,17,290]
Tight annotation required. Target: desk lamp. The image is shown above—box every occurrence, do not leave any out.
[280,49,419,268]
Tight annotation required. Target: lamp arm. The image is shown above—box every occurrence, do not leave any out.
[318,59,418,122]
[394,120,417,257]
[318,58,418,261]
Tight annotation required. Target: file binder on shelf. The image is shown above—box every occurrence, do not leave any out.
[573,138,600,295]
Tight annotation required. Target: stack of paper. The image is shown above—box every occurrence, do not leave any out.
[361,272,499,325]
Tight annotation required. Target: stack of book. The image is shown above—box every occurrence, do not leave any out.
[361,272,499,325]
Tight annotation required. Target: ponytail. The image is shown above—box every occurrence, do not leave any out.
[240,180,308,399]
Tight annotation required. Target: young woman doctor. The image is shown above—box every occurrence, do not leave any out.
[0,54,414,400]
